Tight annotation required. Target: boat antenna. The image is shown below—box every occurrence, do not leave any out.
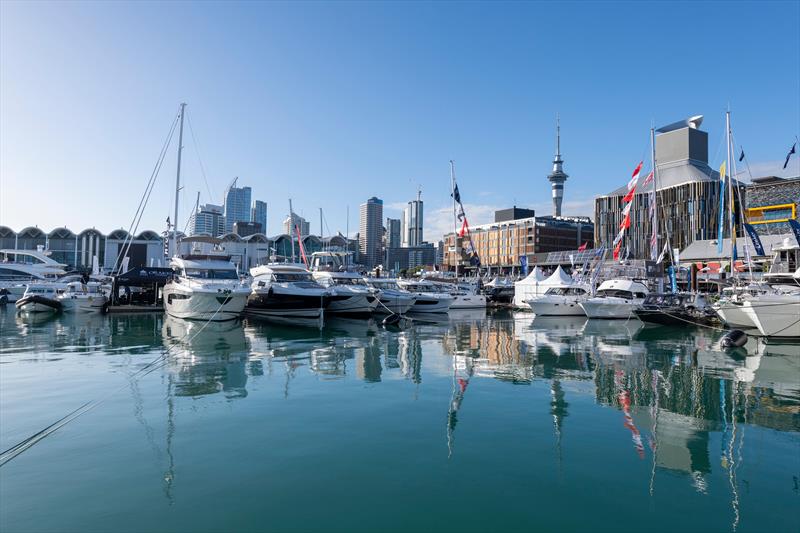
[171,103,186,258]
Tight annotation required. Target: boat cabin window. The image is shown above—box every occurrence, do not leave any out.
[273,273,313,282]
[333,278,366,286]
[0,267,34,280]
[182,268,239,280]
[597,289,634,299]
[546,287,586,296]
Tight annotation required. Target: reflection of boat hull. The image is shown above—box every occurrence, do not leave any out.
[164,285,249,321]
[15,295,61,313]
[579,298,640,319]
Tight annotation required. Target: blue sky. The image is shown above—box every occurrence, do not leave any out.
[1,1,798,240]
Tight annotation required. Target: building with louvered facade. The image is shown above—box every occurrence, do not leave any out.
[594,116,743,259]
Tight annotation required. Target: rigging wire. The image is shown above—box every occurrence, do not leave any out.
[112,113,179,273]
[186,111,214,203]
[0,301,231,467]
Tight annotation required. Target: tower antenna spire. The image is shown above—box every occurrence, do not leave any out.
[547,113,568,217]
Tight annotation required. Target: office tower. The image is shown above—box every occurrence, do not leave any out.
[386,217,401,249]
[188,203,225,237]
[223,179,252,233]
[283,213,310,237]
[402,190,423,247]
[251,200,267,235]
[359,197,383,269]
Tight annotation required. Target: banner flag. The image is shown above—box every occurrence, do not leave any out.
[789,219,800,246]
[717,161,726,254]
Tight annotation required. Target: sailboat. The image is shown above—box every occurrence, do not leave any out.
[161,104,250,321]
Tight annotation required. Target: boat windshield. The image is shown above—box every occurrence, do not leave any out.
[370,281,400,290]
[333,278,367,286]
[546,287,586,296]
[597,289,634,299]
[274,273,314,282]
[183,269,239,280]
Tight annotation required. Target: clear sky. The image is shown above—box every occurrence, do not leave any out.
[1,1,798,240]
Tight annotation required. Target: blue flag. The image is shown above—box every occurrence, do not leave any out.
[789,219,800,247]
[519,255,528,276]
[743,223,765,256]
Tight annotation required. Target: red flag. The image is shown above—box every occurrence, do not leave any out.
[613,240,622,260]
[458,217,469,237]
[622,185,636,203]
[619,212,631,230]
[642,170,654,186]
[628,161,643,190]
[577,242,588,251]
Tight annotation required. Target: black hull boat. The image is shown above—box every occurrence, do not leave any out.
[634,293,719,328]
[246,291,344,319]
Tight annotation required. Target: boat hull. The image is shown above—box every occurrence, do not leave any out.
[59,295,108,313]
[164,286,248,321]
[326,292,376,316]
[15,296,61,313]
[713,301,758,329]
[449,294,487,309]
[527,296,586,316]
[742,297,800,337]
[579,298,640,319]
[408,296,451,314]
[246,290,332,319]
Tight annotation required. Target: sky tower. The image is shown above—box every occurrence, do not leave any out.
[547,116,569,217]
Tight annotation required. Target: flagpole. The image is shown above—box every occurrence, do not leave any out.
[726,109,736,280]
[650,127,658,262]
[450,160,459,280]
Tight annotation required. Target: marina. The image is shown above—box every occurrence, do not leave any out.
[1,309,798,532]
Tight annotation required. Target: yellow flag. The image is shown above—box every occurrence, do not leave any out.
[719,161,726,182]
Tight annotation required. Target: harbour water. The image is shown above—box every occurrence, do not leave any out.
[1,308,798,532]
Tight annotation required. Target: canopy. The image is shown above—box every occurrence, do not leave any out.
[514,266,545,285]
[542,265,573,286]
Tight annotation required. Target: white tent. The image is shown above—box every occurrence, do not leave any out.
[513,266,576,309]
[513,266,546,308]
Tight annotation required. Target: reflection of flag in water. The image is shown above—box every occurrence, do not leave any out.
[447,357,473,458]
[615,371,645,459]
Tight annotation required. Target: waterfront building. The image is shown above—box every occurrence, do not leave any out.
[745,175,799,234]
[442,209,593,272]
[251,200,267,235]
[401,191,423,247]
[223,180,252,233]
[359,197,383,269]
[233,221,263,237]
[547,118,569,217]
[188,203,225,237]
[594,115,741,259]
[0,225,164,271]
[282,213,310,237]
[384,243,436,274]
[386,218,401,249]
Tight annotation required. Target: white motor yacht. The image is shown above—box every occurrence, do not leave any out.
[15,284,62,313]
[248,263,336,320]
[363,278,416,314]
[56,280,108,312]
[526,285,590,316]
[430,281,487,309]
[163,254,250,321]
[397,279,455,313]
[1,248,68,303]
[740,272,800,337]
[579,279,649,319]
[712,284,769,329]
[309,251,379,316]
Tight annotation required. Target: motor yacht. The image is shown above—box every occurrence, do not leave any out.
[526,285,590,316]
[15,284,62,313]
[579,279,649,319]
[309,251,379,316]
[429,281,487,309]
[0,248,68,303]
[740,270,800,337]
[712,284,768,329]
[248,263,335,320]
[363,278,416,314]
[163,254,250,321]
[634,293,719,327]
[396,280,454,313]
[56,280,108,312]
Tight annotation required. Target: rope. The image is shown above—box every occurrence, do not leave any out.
[0,298,231,467]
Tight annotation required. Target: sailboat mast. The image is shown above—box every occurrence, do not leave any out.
[450,160,459,279]
[650,127,658,261]
[171,102,186,257]
[726,110,736,278]
[289,199,296,263]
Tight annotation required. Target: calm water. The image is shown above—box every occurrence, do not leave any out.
[1,308,798,533]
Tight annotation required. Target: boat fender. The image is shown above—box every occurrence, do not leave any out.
[721,329,747,349]
[382,314,402,327]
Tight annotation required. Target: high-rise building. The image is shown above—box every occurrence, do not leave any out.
[223,179,252,233]
[385,217,401,249]
[233,221,262,237]
[251,200,267,235]
[283,213,310,237]
[401,190,423,247]
[359,197,383,269]
[188,203,225,237]
[547,117,569,217]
